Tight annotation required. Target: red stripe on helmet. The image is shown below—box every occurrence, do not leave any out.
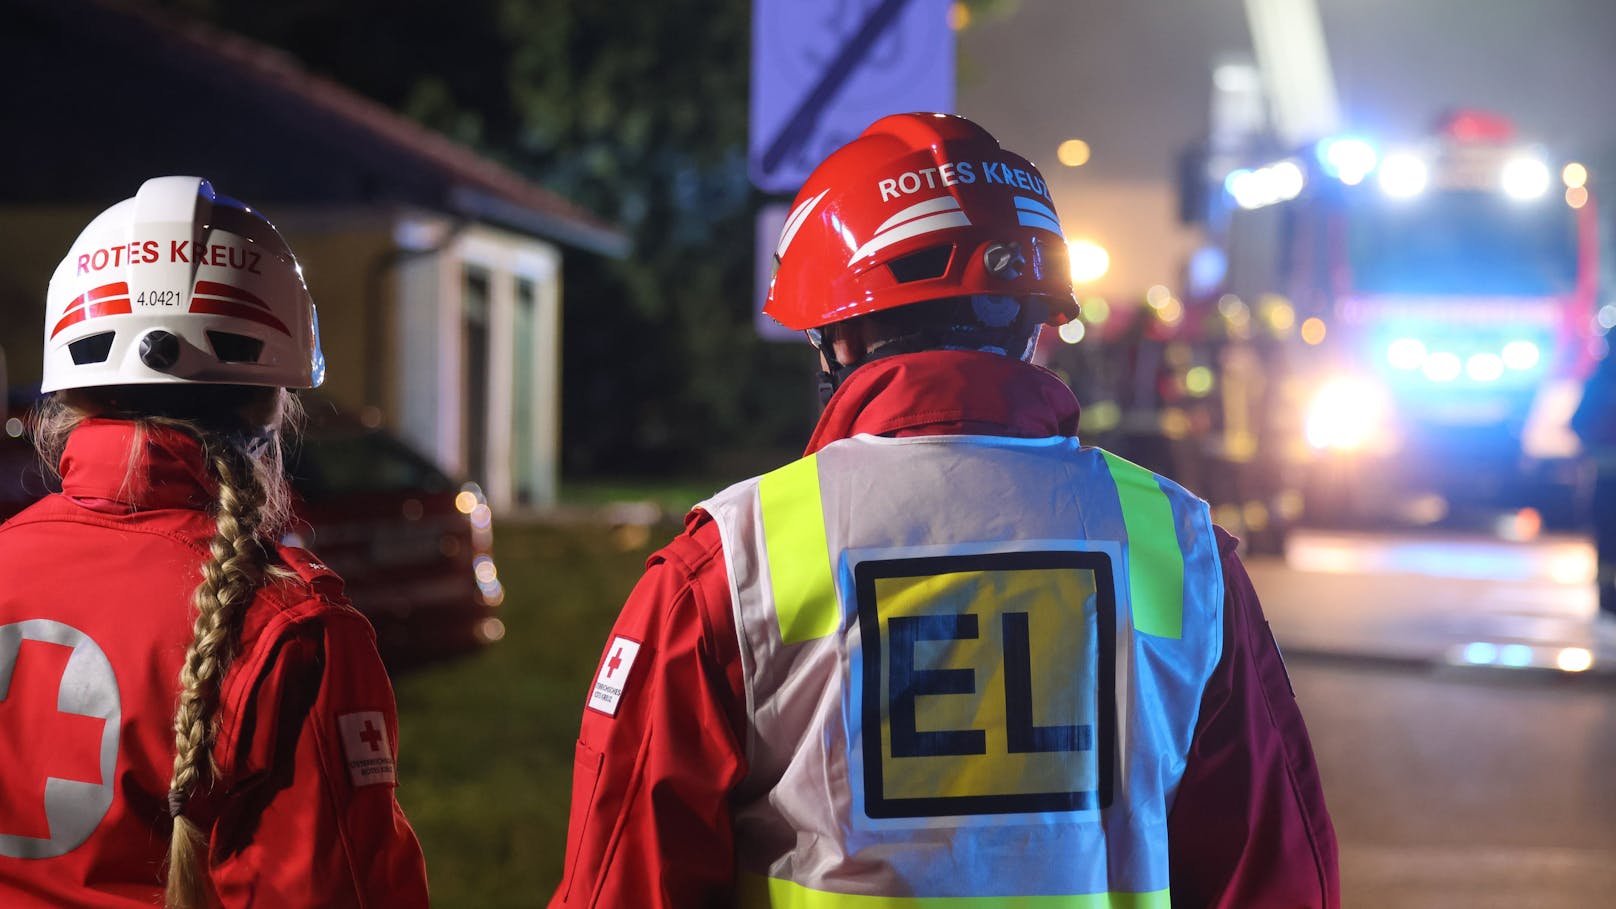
[189,298,290,335]
[192,280,271,310]
[50,290,131,338]
[55,282,131,319]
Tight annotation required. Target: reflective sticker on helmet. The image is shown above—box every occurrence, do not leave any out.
[1014,196,1064,236]
[51,283,131,339]
[851,200,971,264]
[189,281,291,335]
[776,189,830,260]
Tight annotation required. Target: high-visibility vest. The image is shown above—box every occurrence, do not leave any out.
[698,434,1224,908]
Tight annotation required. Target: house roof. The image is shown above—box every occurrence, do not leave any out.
[3,0,629,257]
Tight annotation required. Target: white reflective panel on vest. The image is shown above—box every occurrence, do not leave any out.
[700,434,1223,903]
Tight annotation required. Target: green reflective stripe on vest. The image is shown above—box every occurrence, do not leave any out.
[759,454,839,643]
[739,874,1171,909]
[1100,451,1184,639]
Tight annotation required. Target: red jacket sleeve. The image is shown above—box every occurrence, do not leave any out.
[550,511,748,909]
[208,606,430,908]
[1167,529,1340,907]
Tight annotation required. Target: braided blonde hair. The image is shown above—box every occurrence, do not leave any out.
[34,386,300,908]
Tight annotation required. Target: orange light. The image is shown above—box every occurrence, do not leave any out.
[948,1,971,30]
[1301,317,1327,345]
[1057,139,1092,167]
[1567,186,1589,209]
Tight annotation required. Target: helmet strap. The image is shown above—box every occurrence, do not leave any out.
[812,296,1047,405]
[810,327,853,406]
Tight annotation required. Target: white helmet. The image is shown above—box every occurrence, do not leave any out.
[42,176,325,393]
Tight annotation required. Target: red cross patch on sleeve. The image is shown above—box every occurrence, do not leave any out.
[586,636,642,717]
[337,711,397,786]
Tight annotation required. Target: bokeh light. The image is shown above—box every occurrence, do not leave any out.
[1057,139,1091,167]
[1068,239,1110,283]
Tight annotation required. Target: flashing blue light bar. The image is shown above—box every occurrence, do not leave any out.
[1317,137,1378,184]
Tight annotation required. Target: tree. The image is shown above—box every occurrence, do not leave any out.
[162,0,816,476]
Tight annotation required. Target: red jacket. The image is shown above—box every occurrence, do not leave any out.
[552,351,1339,909]
[0,420,428,908]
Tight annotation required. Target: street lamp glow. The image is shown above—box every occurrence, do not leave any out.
[1563,162,1588,189]
[1067,240,1110,284]
[1057,139,1092,167]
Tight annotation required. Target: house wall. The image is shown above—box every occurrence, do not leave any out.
[273,210,399,419]
[391,215,562,509]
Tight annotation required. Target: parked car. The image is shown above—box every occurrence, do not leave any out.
[0,396,503,672]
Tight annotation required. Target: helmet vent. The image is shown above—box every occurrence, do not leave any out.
[68,332,116,365]
[207,331,264,364]
[887,245,953,284]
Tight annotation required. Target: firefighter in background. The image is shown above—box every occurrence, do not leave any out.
[0,177,428,908]
[1573,348,1616,620]
[551,114,1338,908]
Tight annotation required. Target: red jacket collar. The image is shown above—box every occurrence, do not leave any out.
[59,418,215,510]
[805,350,1082,455]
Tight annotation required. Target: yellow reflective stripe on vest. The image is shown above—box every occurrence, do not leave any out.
[759,454,839,643]
[1100,451,1184,639]
[740,874,1170,909]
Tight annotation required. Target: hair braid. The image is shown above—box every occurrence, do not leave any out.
[164,441,270,909]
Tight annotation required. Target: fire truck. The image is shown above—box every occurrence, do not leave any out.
[1192,111,1601,532]
[1042,112,1600,548]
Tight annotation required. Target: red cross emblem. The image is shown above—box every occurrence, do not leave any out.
[0,639,108,840]
[360,719,384,752]
[606,647,624,679]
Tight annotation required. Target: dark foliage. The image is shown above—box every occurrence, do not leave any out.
[159,0,818,476]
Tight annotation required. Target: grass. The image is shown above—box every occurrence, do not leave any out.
[556,476,733,518]
[390,517,679,908]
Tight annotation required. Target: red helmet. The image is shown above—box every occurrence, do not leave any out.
[764,112,1079,332]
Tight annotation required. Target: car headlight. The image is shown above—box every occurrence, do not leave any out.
[1305,377,1387,452]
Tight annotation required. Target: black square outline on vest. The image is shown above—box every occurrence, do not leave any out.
[855,549,1117,819]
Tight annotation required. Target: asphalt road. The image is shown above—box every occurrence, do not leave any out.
[1250,529,1616,907]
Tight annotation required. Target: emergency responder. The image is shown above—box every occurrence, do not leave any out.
[1572,347,1616,620]
[551,114,1339,908]
[0,177,429,908]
